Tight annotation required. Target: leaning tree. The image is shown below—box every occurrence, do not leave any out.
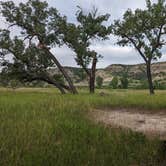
[0,29,71,94]
[0,0,77,94]
[112,0,166,94]
[54,7,110,93]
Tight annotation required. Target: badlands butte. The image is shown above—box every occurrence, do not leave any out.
[49,62,166,87]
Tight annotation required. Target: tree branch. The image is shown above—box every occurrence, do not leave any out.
[151,25,163,55]
[124,35,148,63]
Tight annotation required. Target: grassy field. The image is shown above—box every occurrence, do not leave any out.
[0,88,166,166]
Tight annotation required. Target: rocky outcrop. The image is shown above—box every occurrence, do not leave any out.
[48,62,166,85]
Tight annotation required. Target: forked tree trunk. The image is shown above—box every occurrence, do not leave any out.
[89,55,97,94]
[146,61,155,95]
[44,48,78,94]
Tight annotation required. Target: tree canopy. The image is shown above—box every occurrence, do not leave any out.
[0,0,166,95]
[55,7,111,93]
[0,29,69,93]
[112,0,166,94]
[0,0,77,94]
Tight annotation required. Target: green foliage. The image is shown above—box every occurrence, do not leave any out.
[135,81,149,90]
[9,79,20,89]
[56,6,111,92]
[120,74,129,89]
[0,0,74,93]
[96,76,103,88]
[52,74,65,85]
[0,35,57,85]
[135,80,166,90]
[112,0,166,94]
[154,80,166,90]
[0,0,62,46]
[110,76,118,89]
[0,27,64,89]
[0,89,165,165]
[59,6,110,68]
[112,0,166,61]
[73,68,86,82]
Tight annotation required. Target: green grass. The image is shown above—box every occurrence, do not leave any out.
[0,88,166,166]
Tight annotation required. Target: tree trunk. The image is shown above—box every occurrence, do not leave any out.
[146,61,155,95]
[25,75,66,94]
[89,75,95,93]
[51,82,66,94]
[89,55,97,94]
[46,77,66,94]
[44,48,78,94]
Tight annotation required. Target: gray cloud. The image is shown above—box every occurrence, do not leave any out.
[0,0,165,68]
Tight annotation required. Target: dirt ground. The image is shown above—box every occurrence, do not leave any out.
[90,109,166,140]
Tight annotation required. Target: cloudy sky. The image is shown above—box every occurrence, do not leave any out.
[1,0,166,68]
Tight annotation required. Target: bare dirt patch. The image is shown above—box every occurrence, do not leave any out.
[90,109,166,140]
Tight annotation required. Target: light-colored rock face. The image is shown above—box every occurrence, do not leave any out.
[47,62,166,85]
[96,70,113,82]
[152,63,166,74]
[105,62,166,81]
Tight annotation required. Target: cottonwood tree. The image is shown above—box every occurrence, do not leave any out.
[0,29,70,94]
[0,0,77,94]
[55,7,110,93]
[112,0,166,94]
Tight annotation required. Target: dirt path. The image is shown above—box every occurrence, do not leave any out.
[90,109,166,140]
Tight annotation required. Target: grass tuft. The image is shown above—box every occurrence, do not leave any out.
[0,88,165,165]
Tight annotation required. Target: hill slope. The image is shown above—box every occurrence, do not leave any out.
[50,62,166,87]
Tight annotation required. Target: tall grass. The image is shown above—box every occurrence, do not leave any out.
[0,88,165,166]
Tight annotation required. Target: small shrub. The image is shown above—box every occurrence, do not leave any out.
[96,76,103,88]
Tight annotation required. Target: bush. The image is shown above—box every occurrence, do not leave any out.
[96,76,103,88]
[110,76,118,89]
[154,81,166,90]
[9,79,20,90]
[120,74,129,89]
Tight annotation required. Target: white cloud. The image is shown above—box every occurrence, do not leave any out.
[92,45,133,55]
[0,0,165,68]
